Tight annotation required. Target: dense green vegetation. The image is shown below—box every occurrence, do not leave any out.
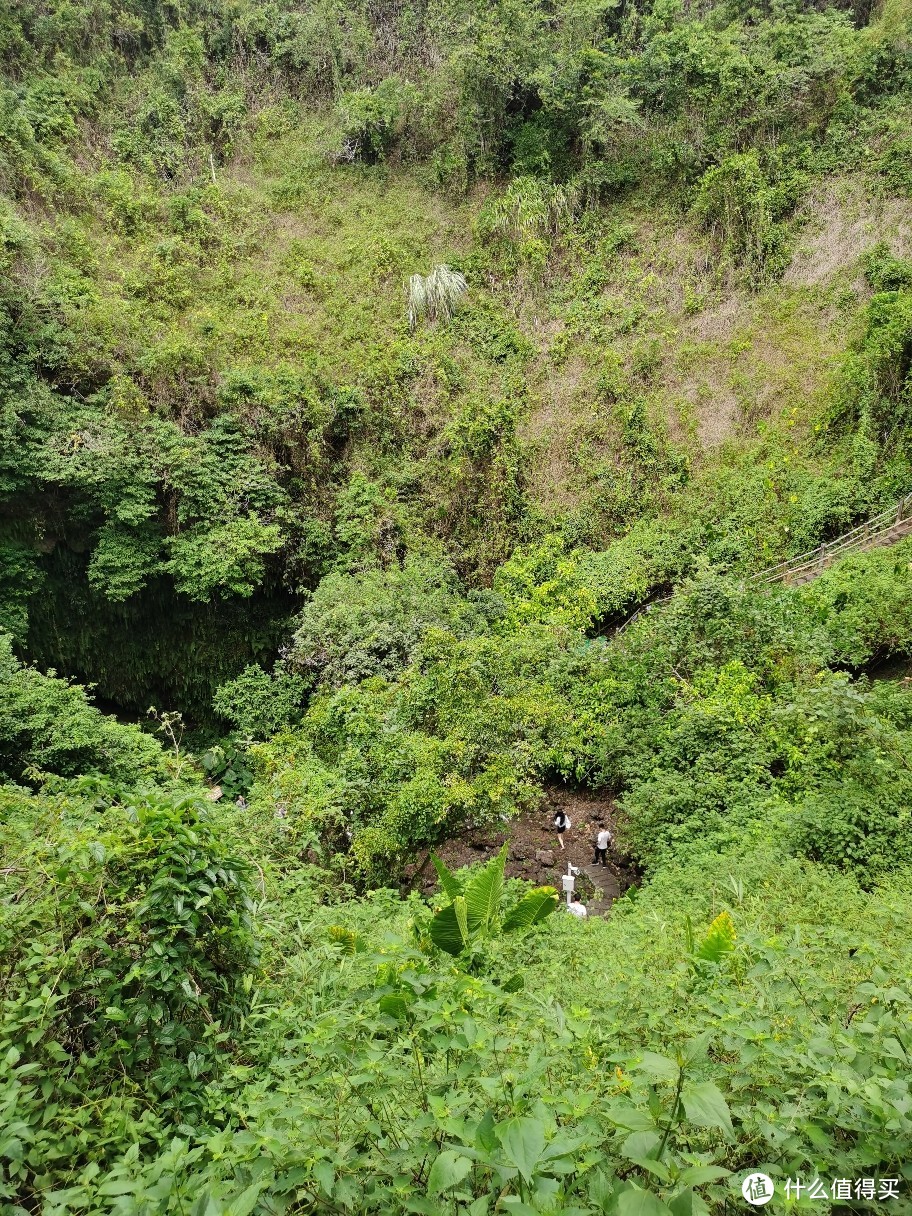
[2,0,912,1210]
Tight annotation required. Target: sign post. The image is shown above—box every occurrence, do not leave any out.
[561,862,580,907]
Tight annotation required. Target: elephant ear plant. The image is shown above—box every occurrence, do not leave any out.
[423,844,559,962]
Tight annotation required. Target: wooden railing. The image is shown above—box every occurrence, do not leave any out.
[616,491,912,634]
[748,492,912,587]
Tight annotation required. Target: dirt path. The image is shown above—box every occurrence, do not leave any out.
[405,787,636,918]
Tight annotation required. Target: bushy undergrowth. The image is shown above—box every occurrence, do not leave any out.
[5,536,912,1209]
[0,784,258,1201]
[2,0,912,716]
[2,0,912,1209]
[5,790,910,1212]
[0,634,166,784]
[211,539,912,885]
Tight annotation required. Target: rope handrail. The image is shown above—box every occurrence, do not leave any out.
[615,490,912,634]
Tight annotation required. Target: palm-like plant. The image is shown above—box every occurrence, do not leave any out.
[426,844,558,957]
[479,176,573,243]
[407,263,467,332]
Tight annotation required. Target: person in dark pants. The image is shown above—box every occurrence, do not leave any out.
[593,826,611,866]
[553,809,570,849]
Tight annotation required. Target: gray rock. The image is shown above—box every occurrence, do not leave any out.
[535,849,555,865]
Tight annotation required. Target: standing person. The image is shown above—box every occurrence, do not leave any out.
[568,894,587,919]
[553,808,571,849]
[593,824,612,866]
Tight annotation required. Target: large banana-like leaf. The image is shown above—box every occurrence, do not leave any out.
[502,886,559,933]
[464,843,507,932]
[430,895,471,956]
[431,851,464,901]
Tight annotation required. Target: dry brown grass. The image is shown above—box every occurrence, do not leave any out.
[785,178,912,289]
[514,177,907,479]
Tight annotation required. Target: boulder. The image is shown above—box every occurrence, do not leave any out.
[535,849,555,865]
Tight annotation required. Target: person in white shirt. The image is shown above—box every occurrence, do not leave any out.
[568,895,587,919]
[593,826,611,866]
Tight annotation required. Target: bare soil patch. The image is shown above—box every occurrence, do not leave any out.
[403,786,638,918]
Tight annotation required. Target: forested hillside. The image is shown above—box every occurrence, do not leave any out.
[2,0,912,1210]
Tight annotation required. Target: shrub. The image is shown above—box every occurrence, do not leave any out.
[286,555,489,689]
[213,663,311,737]
[0,785,258,1200]
[692,151,802,283]
[336,77,418,163]
[0,634,167,784]
[791,775,912,877]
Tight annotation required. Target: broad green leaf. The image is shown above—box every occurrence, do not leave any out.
[430,902,469,956]
[603,1103,657,1132]
[227,1182,263,1216]
[431,852,464,901]
[464,843,507,931]
[635,1052,680,1082]
[334,1178,359,1207]
[502,886,559,933]
[626,1155,672,1182]
[498,1116,546,1182]
[190,1192,222,1216]
[681,1030,713,1065]
[883,1036,909,1061]
[680,1082,733,1135]
[312,1161,335,1195]
[676,1166,731,1187]
[98,1178,139,1196]
[588,1169,616,1212]
[500,1200,538,1215]
[540,1132,590,1162]
[622,1131,662,1161]
[427,1150,472,1195]
[406,1200,444,1215]
[695,911,735,963]
[615,1185,674,1216]
[454,894,470,946]
[669,1189,711,1216]
[476,1109,498,1152]
[378,993,411,1020]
